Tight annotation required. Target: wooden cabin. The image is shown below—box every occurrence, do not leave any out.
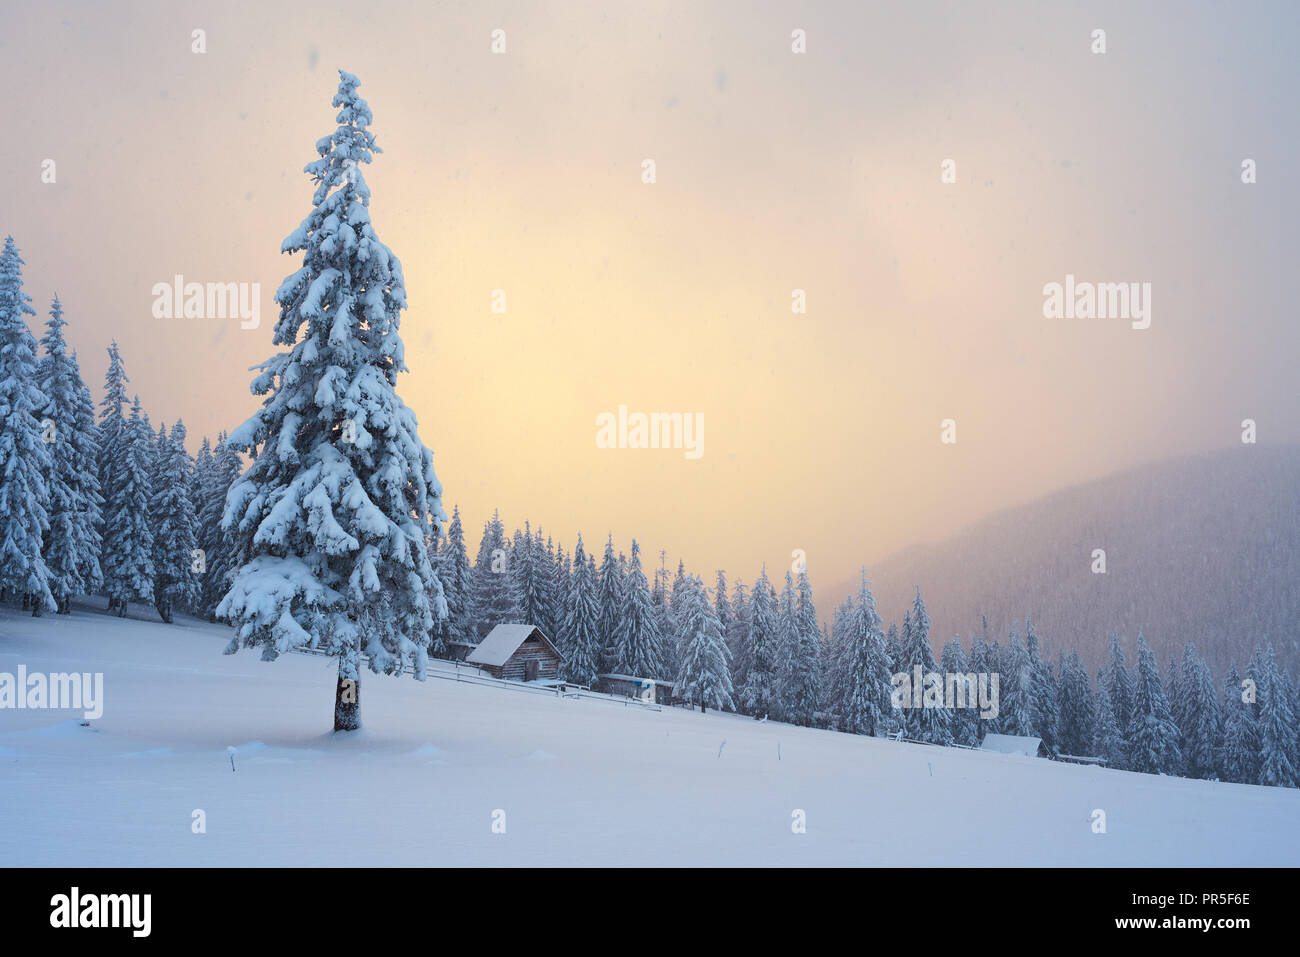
[466,624,563,682]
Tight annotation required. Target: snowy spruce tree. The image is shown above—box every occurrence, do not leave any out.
[1024,620,1058,755]
[36,295,103,614]
[969,634,999,738]
[1100,631,1134,739]
[149,421,200,623]
[674,575,733,713]
[0,237,56,614]
[1126,633,1182,775]
[471,510,515,637]
[726,577,750,696]
[596,534,623,671]
[1177,644,1222,780]
[895,590,952,744]
[561,535,602,685]
[941,636,980,746]
[740,567,779,718]
[1092,676,1126,769]
[777,568,823,727]
[102,395,156,615]
[96,342,129,553]
[1256,644,1298,788]
[195,432,242,619]
[436,504,474,648]
[610,540,663,678]
[1220,662,1259,785]
[842,572,894,737]
[218,71,447,731]
[1055,651,1095,757]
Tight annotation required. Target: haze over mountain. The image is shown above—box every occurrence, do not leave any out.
[825,446,1300,679]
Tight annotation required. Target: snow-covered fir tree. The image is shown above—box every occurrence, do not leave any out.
[673,574,734,713]
[510,521,554,630]
[969,634,999,737]
[1219,662,1259,785]
[148,421,200,623]
[1092,675,1126,769]
[610,540,663,678]
[102,395,156,615]
[776,568,823,727]
[35,295,103,614]
[996,625,1035,738]
[1177,643,1222,780]
[740,566,779,718]
[1126,633,1182,775]
[596,534,623,671]
[0,237,55,614]
[1024,619,1059,754]
[894,589,952,744]
[95,342,129,560]
[1100,631,1134,739]
[471,510,515,637]
[1055,650,1095,757]
[941,636,980,746]
[561,535,602,685]
[436,504,474,649]
[195,432,242,620]
[841,572,894,736]
[726,577,750,696]
[1256,644,1298,788]
[217,70,447,731]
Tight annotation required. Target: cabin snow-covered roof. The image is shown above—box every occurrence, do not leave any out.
[979,733,1043,756]
[466,624,563,667]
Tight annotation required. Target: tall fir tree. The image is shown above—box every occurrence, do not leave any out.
[102,395,156,615]
[1256,644,1298,788]
[596,534,623,672]
[196,432,242,620]
[726,577,750,699]
[1024,619,1059,755]
[0,238,55,614]
[778,567,824,727]
[674,575,734,713]
[95,341,130,578]
[611,540,664,678]
[149,421,200,623]
[1177,643,1222,780]
[218,71,447,731]
[997,626,1035,738]
[471,510,515,637]
[560,535,602,685]
[1055,651,1095,757]
[1126,633,1182,775]
[941,636,980,746]
[740,566,779,718]
[35,296,103,613]
[969,634,999,737]
[842,572,894,736]
[895,589,952,744]
[1100,631,1135,740]
[436,504,474,649]
[1220,662,1259,785]
[1092,675,1126,769]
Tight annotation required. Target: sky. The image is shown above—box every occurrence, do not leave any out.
[3,0,1297,596]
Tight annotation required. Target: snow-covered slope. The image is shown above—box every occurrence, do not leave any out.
[1,603,1296,866]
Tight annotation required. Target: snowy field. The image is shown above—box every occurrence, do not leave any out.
[2,603,1297,867]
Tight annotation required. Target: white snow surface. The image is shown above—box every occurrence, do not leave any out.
[1,601,1297,866]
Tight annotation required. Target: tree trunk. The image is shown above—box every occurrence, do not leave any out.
[334,662,360,731]
[31,595,42,618]
[115,600,127,618]
[157,600,172,624]
[59,596,71,615]
[701,697,707,714]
